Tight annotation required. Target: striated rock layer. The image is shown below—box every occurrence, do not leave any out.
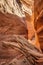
[34,0,43,50]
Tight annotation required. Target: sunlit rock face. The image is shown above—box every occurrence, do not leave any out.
[0,0,25,17]
[21,0,35,40]
[0,0,33,17]
[21,0,34,15]
[0,0,34,40]
[0,0,43,49]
